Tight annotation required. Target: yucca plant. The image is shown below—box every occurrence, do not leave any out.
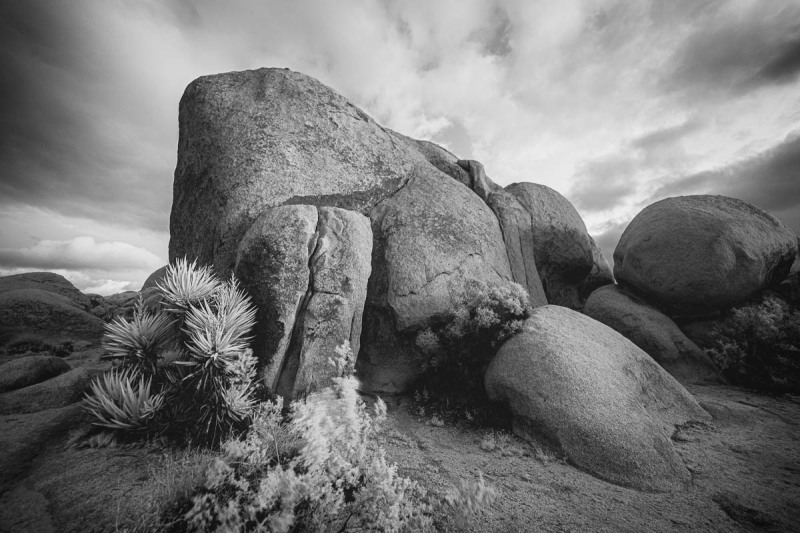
[84,368,164,431]
[157,257,221,314]
[85,258,259,446]
[103,297,175,375]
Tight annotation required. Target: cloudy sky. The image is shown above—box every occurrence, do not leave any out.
[1,0,799,295]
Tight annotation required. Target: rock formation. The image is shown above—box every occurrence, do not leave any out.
[583,285,719,383]
[234,205,372,396]
[170,67,582,393]
[486,306,711,492]
[614,195,798,316]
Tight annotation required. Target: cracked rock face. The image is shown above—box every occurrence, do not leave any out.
[486,306,711,493]
[235,204,372,397]
[614,195,799,316]
[358,166,515,393]
[397,141,549,309]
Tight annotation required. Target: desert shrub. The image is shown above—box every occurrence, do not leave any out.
[47,341,74,357]
[84,258,258,445]
[708,292,800,393]
[185,342,436,533]
[5,334,45,354]
[413,280,528,420]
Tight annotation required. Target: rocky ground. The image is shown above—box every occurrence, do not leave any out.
[1,342,798,533]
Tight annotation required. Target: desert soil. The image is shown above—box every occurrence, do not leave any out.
[1,347,799,532]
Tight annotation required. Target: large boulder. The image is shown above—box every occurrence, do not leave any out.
[169,67,426,274]
[0,272,90,310]
[0,290,105,349]
[235,205,372,397]
[359,168,514,392]
[583,285,719,383]
[0,356,72,393]
[171,68,518,394]
[505,182,597,309]
[486,306,710,492]
[614,195,798,316]
[0,367,90,415]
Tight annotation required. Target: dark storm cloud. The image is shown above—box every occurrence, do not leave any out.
[650,134,800,233]
[0,1,173,233]
[665,2,800,96]
[754,36,800,85]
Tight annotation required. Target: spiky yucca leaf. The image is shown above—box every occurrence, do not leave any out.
[84,368,164,430]
[102,298,174,373]
[157,257,221,312]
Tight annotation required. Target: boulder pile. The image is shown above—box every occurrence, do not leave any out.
[169,67,613,393]
[586,195,798,383]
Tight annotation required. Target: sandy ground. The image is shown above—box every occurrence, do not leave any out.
[1,370,799,532]
[379,383,800,532]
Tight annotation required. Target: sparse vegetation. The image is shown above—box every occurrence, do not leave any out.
[707,292,800,393]
[413,280,529,423]
[184,342,437,533]
[84,257,259,445]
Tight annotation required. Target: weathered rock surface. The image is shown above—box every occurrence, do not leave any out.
[0,356,72,393]
[235,205,372,397]
[170,67,426,274]
[486,306,710,492]
[506,182,596,309]
[452,159,548,308]
[0,272,90,310]
[0,290,105,348]
[358,168,514,393]
[583,285,719,383]
[395,140,548,308]
[614,195,798,316]
[0,368,90,415]
[0,485,56,533]
[0,405,84,493]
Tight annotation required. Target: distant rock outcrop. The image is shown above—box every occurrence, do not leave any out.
[0,289,104,349]
[583,285,719,383]
[486,306,710,492]
[0,272,90,310]
[235,205,372,397]
[614,195,798,316]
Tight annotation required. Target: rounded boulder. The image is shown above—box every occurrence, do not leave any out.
[486,305,710,492]
[614,195,798,315]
